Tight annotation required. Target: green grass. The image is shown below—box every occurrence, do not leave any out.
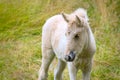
[0,0,120,80]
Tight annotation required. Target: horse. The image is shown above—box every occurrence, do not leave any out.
[38,8,96,80]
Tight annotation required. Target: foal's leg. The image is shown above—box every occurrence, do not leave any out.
[38,48,55,80]
[67,63,77,80]
[81,61,92,80]
[54,59,66,80]
[82,71,91,80]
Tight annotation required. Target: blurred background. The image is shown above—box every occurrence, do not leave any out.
[0,0,120,80]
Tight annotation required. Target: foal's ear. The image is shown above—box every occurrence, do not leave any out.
[61,12,69,22]
[76,15,82,27]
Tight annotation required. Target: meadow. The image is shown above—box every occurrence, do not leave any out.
[0,0,120,80]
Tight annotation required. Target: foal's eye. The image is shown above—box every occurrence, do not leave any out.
[74,34,79,39]
[67,31,71,35]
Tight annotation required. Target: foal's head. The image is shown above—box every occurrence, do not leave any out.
[62,13,88,62]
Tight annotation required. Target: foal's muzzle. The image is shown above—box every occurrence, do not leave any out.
[65,51,76,62]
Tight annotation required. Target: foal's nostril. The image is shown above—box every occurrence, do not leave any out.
[65,55,71,61]
[64,51,76,62]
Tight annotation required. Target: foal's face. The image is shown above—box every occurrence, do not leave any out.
[65,21,85,61]
[62,13,87,62]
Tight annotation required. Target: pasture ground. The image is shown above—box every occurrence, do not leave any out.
[0,0,120,80]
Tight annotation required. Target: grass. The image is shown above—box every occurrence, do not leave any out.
[0,0,120,80]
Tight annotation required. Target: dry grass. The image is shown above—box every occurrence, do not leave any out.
[0,0,120,80]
